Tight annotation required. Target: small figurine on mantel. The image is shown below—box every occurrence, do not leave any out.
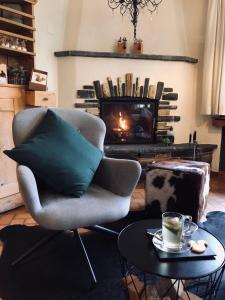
[116,37,127,54]
[131,38,143,55]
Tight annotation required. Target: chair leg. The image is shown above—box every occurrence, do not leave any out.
[11,231,63,267]
[74,229,97,286]
[85,225,119,236]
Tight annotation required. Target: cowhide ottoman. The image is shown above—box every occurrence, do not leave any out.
[145,160,210,222]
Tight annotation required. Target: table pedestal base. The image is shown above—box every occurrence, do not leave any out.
[121,259,224,300]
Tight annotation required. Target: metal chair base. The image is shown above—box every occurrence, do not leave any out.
[11,231,63,267]
[11,225,119,286]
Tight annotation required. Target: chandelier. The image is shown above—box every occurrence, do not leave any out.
[107,0,163,39]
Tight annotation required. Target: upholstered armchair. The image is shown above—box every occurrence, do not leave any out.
[11,108,141,284]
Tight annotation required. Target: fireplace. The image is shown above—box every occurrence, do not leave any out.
[99,97,158,144]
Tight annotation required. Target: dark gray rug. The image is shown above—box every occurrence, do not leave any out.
[199,211,225,300]
[0,211,224,300]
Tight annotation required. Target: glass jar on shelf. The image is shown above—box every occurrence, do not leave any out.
[9,37,16,49]
[0,35,9,48]
[14,38,20,50]
[21,40,27,52]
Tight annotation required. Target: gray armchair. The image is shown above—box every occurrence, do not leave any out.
[12,108,141,284]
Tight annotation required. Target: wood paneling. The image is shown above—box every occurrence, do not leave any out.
[0,101,18,198]
[0,86,25,209]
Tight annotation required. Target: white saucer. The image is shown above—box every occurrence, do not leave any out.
[184,221,198,236]
[152,229,191,254]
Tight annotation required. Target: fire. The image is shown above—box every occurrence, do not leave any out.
[118,112,129,131]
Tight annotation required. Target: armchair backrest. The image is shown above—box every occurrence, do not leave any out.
[13,108,106,151]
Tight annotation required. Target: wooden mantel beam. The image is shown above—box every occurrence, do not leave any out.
[212,118,225,128]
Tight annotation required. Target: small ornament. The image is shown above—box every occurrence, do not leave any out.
[15,38,21,50]
[21,40,27,52]
[116,36,127,54]
[9,37,16,49]
[131,38,143,55]
[1,35,9,48]
[0,34,4,46]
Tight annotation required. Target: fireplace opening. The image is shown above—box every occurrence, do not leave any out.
[99,97,158,144]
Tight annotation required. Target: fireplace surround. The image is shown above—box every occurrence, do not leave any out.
[74,73,180,145]
[99,97,158,145]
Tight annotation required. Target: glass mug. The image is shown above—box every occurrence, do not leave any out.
[162,212,194,250]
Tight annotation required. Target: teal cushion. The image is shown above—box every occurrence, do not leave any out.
[4,109,103,197]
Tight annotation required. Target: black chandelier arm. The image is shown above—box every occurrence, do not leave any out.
[108,0,122,10]
[139,0,147,9]
[146,0,163,13]
[120,3,131,15]
[108,0,163,9]
[148,0,163,4]
[107,0,163,38]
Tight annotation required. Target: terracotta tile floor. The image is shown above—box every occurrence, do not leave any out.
[0,172,225,255]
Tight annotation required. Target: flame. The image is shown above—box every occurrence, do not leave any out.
[119,112,129,131]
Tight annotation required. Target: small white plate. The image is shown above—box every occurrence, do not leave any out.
[152,229,191,254]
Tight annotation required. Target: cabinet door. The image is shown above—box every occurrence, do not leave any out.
[0,98,19,198]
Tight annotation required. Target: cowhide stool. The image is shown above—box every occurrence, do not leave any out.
[145,160,210,222]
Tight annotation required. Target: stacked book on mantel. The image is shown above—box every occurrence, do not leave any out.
[75,73,181,144]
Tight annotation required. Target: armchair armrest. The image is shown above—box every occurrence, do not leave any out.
[17,165,42,215]
[94,157,142,197]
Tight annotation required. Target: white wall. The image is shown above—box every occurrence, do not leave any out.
[62,0,206,58]
[35,0,70,93]
[35,0,222,170]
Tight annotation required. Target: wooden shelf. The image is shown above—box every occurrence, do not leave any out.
[0,0,36,84]
[0,0,36,4]
[24,0,37,4]
[0,45,35,56]
[0,0,36,204]
[0,83,26,88]
[0,16,35,31]
[54,50,198,64]
[0,29,34,42]
[0,4,34,19]
[212,118,225,128]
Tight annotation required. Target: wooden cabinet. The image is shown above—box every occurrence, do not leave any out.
[0,1,58,212]
[0,85,24,212]
[26,91,57,107]
[0,0,36,212]
[0,0,36,84]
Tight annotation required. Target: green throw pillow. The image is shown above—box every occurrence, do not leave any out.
[4,109,103,197]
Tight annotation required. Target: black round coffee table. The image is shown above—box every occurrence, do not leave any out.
[118,219,225,299]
